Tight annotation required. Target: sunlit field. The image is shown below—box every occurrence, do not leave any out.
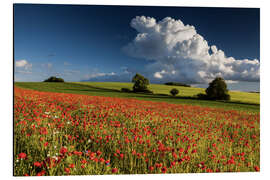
[15,82,260,112]
[14,87,260,176]
[76,82,260,105]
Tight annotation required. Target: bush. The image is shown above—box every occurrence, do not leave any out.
[43,76,64,82]
[121,88,132,92]
[205,77,230,100]
[137,89,153,94]
[196,93,208,99]
[132,73,150,92]
[165,82,191,87]
[170,88,179,96]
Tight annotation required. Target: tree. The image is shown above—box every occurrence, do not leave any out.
[132,73,150,92]
[205,77,230,100]
[43,76,64,82]
[170,88,179,96]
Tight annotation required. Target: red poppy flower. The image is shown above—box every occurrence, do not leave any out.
[44,142,49,147]
[18,152,27,159]
[149,166,154,171]
[69,164,75,168]
[64,167,70,174]
[112,168,118,173]
[81,159,87,164]
[161,166,167,173]
[34,161,42,168]
[254,166,260,172]
[60,147,68,155]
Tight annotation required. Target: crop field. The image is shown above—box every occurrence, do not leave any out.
[14,86,260,176]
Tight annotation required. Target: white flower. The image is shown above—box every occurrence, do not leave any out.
[45,112,50,115]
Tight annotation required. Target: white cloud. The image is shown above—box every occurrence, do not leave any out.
[123,16,260,83]
[154,70,167,79]
[225,80,239,84]
[83,72,116,80]
[81,69,134,82]
[15,59,32,70]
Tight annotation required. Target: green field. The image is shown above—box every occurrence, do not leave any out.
[14,82,259,112]
[76,82,260,104]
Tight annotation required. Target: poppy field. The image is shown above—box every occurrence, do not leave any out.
[14,87,260,176]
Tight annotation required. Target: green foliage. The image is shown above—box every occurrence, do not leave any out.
[43,76,64,82]
[170,88,179,96]
[121,88,132,93]
[165,82,191,87]
[196,93,208,99]
[205,77,230,100]
[131,73,150,92]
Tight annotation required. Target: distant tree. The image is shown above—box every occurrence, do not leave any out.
[170,88,179,96]
[205,77,230,100]
[43,76,64,82]
[164,82,191,87]
[132,73,150,92]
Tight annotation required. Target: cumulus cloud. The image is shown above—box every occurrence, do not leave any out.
[123,16,260,83]
[15,59,32,70]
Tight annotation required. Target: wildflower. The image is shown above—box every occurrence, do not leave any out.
[254,166,260,172]
[96,150,102,156]
[44,142,49,147]
[149,166,154,171]
[81,159,87,164]
[120,153,124,159]
[105,160,110,166]
[112,168,118,173]
[99,158,105,163]
[60,147,68,155]
[64,167,70,174]
[18,152,27,159]
[161,166,167,173]
[34,162,42,168]
[36,170,46,176]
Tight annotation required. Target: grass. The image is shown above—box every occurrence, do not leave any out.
[14,82,260,112]
[76,82,260,104]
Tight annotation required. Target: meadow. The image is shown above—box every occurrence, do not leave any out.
[14,82,260,176]
[15,82,259,112]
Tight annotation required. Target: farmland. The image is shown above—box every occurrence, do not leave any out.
[14,83,260,176]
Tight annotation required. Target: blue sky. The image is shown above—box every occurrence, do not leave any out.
[14,4,260,91]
